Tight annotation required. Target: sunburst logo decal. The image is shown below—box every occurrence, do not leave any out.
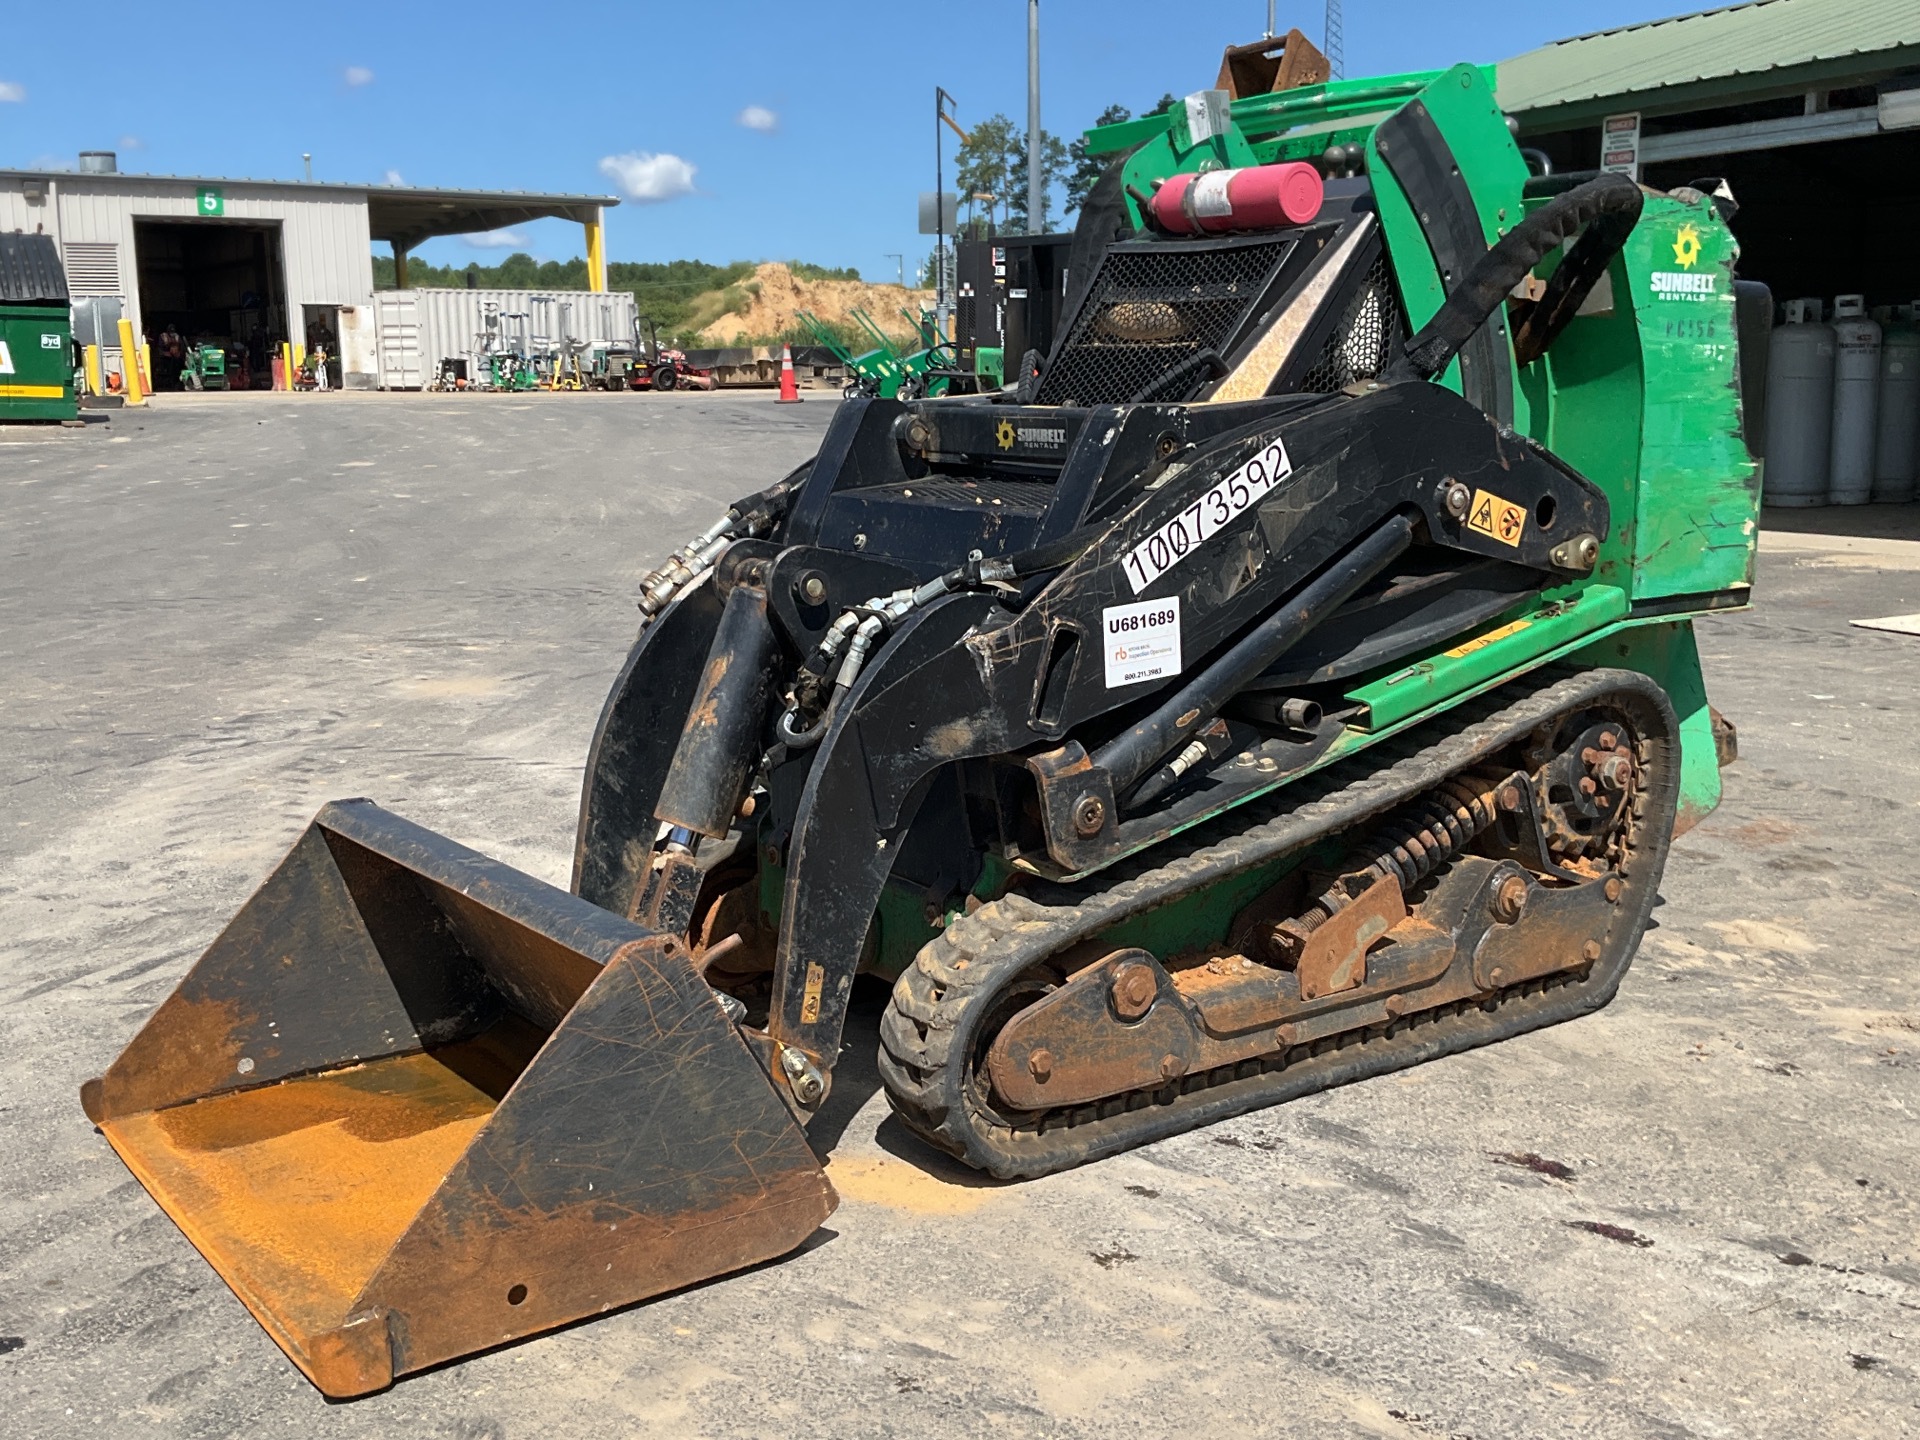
[1672,223,1702,269]
[995,419,1016,450]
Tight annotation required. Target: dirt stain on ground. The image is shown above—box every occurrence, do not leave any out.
[824,1155,998,1215]
[1704,918,1819,954]
[401,676,505,698]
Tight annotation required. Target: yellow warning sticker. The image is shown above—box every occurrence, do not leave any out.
[800,963,826,1024]
[1444,618,1532,659]
[1467,489,1527,547]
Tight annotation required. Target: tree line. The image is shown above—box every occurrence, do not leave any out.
[920,92,1179,284]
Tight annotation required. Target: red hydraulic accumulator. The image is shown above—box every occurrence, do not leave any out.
[1149,161,1324,235]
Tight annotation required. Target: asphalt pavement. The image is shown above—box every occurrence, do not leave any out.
[2,390,1917,1438]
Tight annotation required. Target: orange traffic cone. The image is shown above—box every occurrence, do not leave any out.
[777,342,803,404]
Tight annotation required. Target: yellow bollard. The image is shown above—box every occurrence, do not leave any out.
[292,343,306,388]
[280,341,293,390]
[84,344,103,397]
[117,319,146,405]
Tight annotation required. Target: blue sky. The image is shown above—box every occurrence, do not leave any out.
[1,2,1689,277]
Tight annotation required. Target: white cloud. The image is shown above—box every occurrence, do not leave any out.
[118,134,144,150]
[343,66,374,87]
[464,230,528,249]
[598,151,697,204]
[0,82,25,104]
[737,105,778,133]
[383,168,404,186]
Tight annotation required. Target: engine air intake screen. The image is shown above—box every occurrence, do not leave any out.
[1295,252,1407,394]
[1037,234,1298,407]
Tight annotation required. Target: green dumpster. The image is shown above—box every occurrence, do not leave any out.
[0,233,76,422]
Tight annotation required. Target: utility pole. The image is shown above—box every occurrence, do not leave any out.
[886,253,903,288]
[1325,0,1345,79]
[936,87,951,327]
[1027,0,1042,235]
[1265,1,1275,38]
[935,90,967,326]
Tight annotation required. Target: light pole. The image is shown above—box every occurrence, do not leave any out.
[886,253,903,288]
[1026,0,1042,234]
[935,87,966,330]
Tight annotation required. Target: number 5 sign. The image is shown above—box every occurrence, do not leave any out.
[196,186,224,217]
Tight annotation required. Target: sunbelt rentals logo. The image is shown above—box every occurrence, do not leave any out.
[0,340,13,374]
[1650,222,1714,302]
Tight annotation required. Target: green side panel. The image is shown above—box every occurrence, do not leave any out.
[1565,619,1720,827]
[1364,65,1532,430]
[1346,585,1628,731]
[1615,193,1759,601]
[1530,248,1645,596]
[975,346,1005,389]
[0,304,77,422]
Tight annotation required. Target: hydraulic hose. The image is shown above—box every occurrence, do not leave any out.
[1381,172,1643,385]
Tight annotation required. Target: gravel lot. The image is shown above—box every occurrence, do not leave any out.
[2,390,1918,1438]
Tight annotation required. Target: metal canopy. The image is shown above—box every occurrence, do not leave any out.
[363,186,614,251]
[1498,0,1920,130]
[0,170,617,250]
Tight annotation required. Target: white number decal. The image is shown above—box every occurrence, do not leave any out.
[1122,438,1293,594]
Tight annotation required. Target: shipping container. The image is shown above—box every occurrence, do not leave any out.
[373,288,640,390]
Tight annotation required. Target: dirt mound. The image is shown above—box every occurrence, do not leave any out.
[697,263,937,347]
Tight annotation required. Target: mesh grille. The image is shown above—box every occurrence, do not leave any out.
[1037,238,1296,406]
[1296,254,1406,393]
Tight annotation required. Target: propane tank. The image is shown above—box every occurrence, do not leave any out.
[1827,293,1881,505]
[1149,162,1324,235]
[1873,303,1920,504]
[1762,298,1835,507]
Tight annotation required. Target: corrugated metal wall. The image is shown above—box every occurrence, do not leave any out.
[0,174,374,354]
[377,288,638,388]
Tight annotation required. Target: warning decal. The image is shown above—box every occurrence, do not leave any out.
[1466,489,1527,548]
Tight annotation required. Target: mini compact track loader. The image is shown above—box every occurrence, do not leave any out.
[85,60,1766,1397]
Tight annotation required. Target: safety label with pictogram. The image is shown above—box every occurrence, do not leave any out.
[1466,488,1527,547]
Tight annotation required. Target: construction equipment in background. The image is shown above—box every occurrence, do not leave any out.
[88,47,1765,1398]
[427,358,471,392]
[952,233,1074,392]
[627,316,713,392]
[1217,27,1331,98]
[0,234,78,422]
[179,343,228,392]
[795,306,958,399]
[586,341,638,390]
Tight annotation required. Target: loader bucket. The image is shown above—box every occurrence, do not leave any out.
[81,799,835,1398]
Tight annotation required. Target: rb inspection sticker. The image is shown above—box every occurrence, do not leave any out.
[1103,596,1183,688]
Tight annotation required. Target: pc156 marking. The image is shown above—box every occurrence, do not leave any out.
[1123,437,1292,593]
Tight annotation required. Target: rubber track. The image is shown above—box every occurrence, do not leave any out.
[876,667,1678,1178]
